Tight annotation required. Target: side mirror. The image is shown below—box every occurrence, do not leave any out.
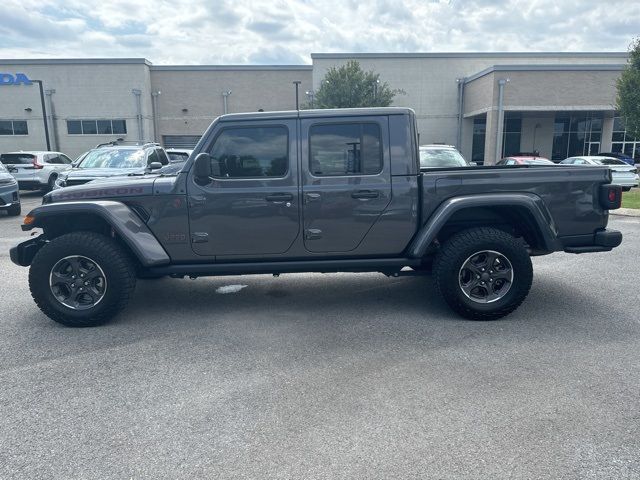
[193,153,212,183]
[148,161,163,170]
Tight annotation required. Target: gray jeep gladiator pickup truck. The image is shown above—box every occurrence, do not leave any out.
[10,107,623,327]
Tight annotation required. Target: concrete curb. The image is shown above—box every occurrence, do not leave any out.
[611,208,640,217]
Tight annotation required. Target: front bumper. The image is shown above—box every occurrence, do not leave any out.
[562,228,623,254]
[10,235,47,267]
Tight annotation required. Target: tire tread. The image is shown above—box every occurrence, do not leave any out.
[29,231,136,327]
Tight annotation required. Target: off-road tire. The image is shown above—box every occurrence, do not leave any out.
[433,227,533,320]
[7,203,21,216]
[29,231,136,327]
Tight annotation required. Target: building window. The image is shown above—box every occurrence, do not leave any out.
[502,116,522,157]
[0,120,28,136]
[208,126,289,178]
[310,123,382,176]
[552,114,602,161]
[67,119,127,135]
[611,116,640,161]
[471,117,486,164]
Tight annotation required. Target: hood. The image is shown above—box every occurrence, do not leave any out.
[65,167,146,179]
[0,172,17,185]
[45,175,159,203]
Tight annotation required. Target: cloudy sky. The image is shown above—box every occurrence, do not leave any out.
[0,0,637,64]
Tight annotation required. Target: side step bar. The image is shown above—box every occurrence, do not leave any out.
[147,257,423,278]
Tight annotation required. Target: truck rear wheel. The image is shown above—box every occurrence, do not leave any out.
[433,227,533,320]
[29,232,136,327]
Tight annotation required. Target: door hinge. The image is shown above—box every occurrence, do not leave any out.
[305,229,322,240]
[191,232,209,243]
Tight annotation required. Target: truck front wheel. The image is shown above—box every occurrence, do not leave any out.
[433,227,533,320]
[29,232,136,327]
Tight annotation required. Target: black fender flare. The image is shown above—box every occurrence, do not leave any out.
[408,193,561,258]
[21,200,170,267]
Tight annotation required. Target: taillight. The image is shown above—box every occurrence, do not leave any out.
[600,184,622,210]
[32,157,43,169]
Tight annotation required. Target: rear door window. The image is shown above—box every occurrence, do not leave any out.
[309,123,382,176]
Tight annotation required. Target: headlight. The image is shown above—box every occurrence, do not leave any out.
[54,176,67,189]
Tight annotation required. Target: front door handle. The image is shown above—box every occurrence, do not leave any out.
[266,193,293,203]
[351,190,380,199]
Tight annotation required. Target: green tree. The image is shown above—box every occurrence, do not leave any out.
[616,38,640,139]
[312,60,402,109]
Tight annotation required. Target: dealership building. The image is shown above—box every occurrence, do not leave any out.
[0,52,636,163]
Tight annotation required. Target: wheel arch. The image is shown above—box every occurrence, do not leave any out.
[409,193,562,258]
[22,201,170,267]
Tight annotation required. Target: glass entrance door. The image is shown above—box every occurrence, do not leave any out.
[588,142,600,156]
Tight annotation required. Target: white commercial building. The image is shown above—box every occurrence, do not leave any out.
[1,52,637,163]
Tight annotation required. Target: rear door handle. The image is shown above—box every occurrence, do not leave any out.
[266,193,293,203]
[351,190,380,199]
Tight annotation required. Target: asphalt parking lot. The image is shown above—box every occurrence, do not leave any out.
[1,191,639,479]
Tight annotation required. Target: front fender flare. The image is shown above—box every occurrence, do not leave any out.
[408,193,561,258]
[22,200,170,267]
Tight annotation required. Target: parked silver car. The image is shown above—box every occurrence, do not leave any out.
[559,156,639,191]
[419,144,471,169]
[0,163,20,216]
[0,151,73,192]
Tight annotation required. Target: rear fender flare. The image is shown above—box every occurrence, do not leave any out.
[408,193,561,257]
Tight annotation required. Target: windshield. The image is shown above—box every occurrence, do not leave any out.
[523,159,554,165]
[78,148,146,169]
[1,153,35,165]
[420,148,468,168]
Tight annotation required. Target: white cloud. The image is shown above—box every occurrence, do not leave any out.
[0,0,637,64]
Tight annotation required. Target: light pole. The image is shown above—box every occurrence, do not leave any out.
[222,90,232,114]
[151,90,161,142]
[305,90,315,109]
[31,80,51,150]
[293,81,302,110]
[132,89,143,142]
[373,78,380,102]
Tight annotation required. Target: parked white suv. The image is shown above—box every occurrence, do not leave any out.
[0,151,73,191]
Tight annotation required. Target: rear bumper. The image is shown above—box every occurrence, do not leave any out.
[562,229,622,254]
[0,183,20,207]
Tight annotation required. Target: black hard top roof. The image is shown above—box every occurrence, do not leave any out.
[219,107,414,122]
